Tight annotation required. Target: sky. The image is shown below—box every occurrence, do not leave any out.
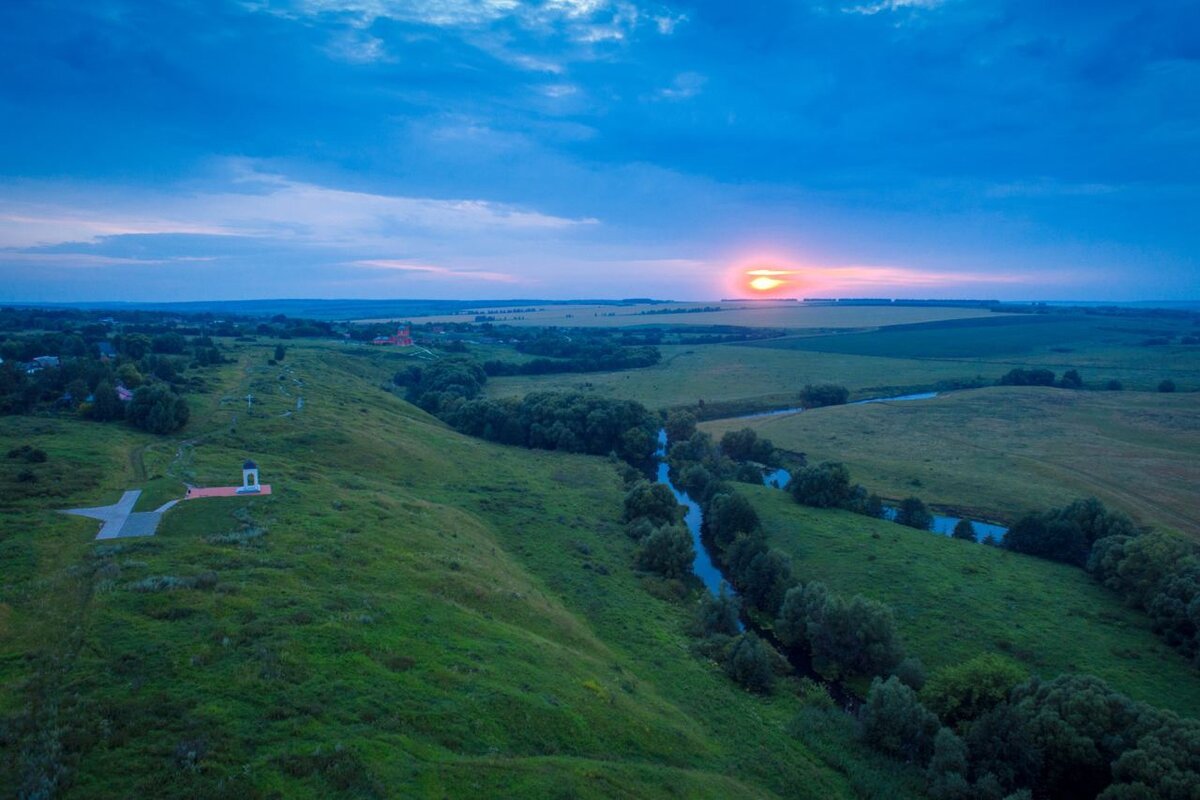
[0,0,1197,302]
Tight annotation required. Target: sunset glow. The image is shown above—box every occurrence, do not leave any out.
[743,267,795,295]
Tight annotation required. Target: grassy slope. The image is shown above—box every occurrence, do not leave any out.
[701,387,1200,539]
[743,486,1200,717]
[0,341,922,799]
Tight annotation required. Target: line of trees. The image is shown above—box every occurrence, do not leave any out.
[398,357,660,463]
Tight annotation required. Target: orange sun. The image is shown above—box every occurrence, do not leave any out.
[745,268,793,294]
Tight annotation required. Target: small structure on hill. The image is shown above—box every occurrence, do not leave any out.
[239,460,261,494]
[371,326,413,346]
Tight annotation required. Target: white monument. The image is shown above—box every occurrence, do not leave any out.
[238,460,261,494]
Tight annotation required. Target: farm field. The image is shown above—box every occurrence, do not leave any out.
[400,302,1010,330]
[744,486,1200,716]
[0,340,921,799]
[701,387,1200,539]
[486,343,1009,410]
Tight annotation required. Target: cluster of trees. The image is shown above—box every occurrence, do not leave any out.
[799,383,850,408]
[776,583,904,679]
[0,329,212,434]
[785,460,942,532]
[860,665,1199,800]
[1004,497,1200,667]
[481,344,659,377]
[1004,497,1135,566]
[400,358,660,463]
[1089,528,1200,666]
[623,480,694,580]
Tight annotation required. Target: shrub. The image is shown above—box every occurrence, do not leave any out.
[705,491,761,548]
[922,654,1027,728]
[622,480,683,526]
[693,585,741,637]
[893,656,928,691]
[126,384,190,434]
[725,632,774,693]
[1158,379,1176,393]
[800,383,849,408]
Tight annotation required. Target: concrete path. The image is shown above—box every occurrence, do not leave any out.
[60,489,172,540]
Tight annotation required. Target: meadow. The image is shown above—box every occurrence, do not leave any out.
[0,339,922,799]
[485,310,1200,410]
[743,485,1200,716]
[701,387,1200,540]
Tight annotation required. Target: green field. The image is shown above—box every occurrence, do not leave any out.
[486,343,1011,410]
[0,340,922,799]
[484,312,1200,412]
[701,387,1200,540]
[743,486,1200,716]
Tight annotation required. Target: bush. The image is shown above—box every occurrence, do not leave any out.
[725,632,774,693]
[893,656,928,691]
[663,408,698,444]
[895,497,933,531]
[1158,379,1176,393]
[719,427,776,464]
[807,591,904,679]
[921,654,1027,728]
[1058,369,1083,389]
[860,676,940,764]
[998,368,1056,387]
[1105,379,1123,391]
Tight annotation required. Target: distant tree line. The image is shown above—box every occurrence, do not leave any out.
[482,344,660,377]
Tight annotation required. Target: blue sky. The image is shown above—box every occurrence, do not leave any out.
[1,0,1197,301]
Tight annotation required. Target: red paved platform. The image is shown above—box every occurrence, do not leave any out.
[185,485,273,499]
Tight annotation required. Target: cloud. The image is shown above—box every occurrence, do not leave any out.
[0,163,598,253]
[657,72,706,100]
[842,0,946,16]
[352,258,521,282]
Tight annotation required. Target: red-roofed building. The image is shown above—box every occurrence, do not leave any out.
[371,326,413,346]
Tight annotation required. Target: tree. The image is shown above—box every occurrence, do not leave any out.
[895,497,934,531]
[893,656,928,691]
[88,380,124,422]
[694,585,741,638]
[998,368,1056,387]
[274,344,286,361]
[1004,512,1087,565]
[921,654,1027,728]
[789,462,854,508]
[926,728,972,800]
[720,428,775,463]
[775,584,811,648]
[1105,379,1123,391]
[1059,369,1083,389]
[799,383,849,408]
[634,523,695,580]
[806,592,903,678]
[126,384,189,434]
[952,518,977,542]
[622,480,683,526]
[663,409,698,444]
[705,492,761,548]
[860,676,940,764]
[1158,379,1176,393]
[725,632,774,693]
[738,548,794,615]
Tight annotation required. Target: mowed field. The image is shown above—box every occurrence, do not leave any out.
[486,312,1200,410]
[0,340,921,799]
[744,487,1200,717]
[399,302,1009,329]
[701,387,1200,539]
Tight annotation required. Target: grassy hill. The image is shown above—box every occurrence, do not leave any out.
[0,340,922,799]
[742,484,1200,716]
[701,386,1200,539]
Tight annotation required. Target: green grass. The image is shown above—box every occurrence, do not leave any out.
[0,339,924,799]
[701,387,1200,540]
[742,485,1200,717]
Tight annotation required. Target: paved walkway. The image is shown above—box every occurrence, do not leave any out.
[60,491,184,539]
[185,485,272,499]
